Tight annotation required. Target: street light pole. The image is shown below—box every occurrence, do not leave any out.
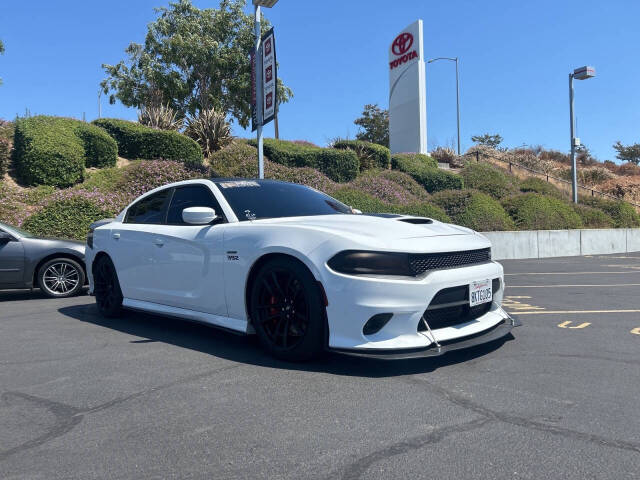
[568,66,596,204]
[254,4,264,179]
[569,73,577,203]
[427,57,461,155]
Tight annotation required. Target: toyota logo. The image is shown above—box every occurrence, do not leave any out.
[392,32,413,56]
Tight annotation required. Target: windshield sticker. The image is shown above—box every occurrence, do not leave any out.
[219,181,260,189]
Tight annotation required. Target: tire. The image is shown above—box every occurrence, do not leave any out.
[37,257,85,298]
[93,255,123,318]
[249,257,325,362]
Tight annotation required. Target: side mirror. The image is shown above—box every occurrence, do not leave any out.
[182,207,217,225]
[0,231,14,242]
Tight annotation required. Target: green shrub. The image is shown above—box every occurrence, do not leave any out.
[391,153,438,169]
[248,138,359,182]
[502,193,583,230]
[13,116,86,187]
[572,204,614,228]
[76,167,125,192]
[330,187,391,213]
[389,202,451,222]
[581,197,640,227]
[92,118,203,167]
[0,137,9,177]
[519,177,563,197]
[460,162,518,199]
[209,141,257,175]
[333,139,391,170]
[76,124,118,168]
[392,154,463,193]
[432,189,515,231]
[22,196,117,240]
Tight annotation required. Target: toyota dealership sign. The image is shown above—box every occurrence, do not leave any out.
[388,20,426,155]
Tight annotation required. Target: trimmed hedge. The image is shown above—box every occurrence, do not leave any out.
[76,124,118,168]
[572,204,614,228]
[432,189,515,231]
[333,140,391,170]
[502,193,583,230]
[22,196,117,240]
[391,152,438,169]
[13,116,87,187]
[391,153,463,193]
[460,162,519,199]
[248,138,359,182]
[92,118,203,167]
[581,197,640,228]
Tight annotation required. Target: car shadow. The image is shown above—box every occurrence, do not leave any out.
[58,303,514,378]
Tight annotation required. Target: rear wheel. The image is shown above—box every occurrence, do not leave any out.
[93,256,123,318]
[249,257,325,361]
[38,258,85,298]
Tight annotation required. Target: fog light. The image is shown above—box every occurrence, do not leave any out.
[363,313,393,336]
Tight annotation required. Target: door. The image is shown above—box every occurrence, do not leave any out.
[111,188,173,302]
[0,230,25,286]
[149,184,228,316]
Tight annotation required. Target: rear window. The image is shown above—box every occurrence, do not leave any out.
[216,180,352,221]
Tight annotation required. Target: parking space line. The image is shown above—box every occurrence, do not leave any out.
[558,321,591,329]
[631,328,640,336]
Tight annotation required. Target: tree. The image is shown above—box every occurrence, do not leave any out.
[471,133,503,149]
[0,39,4,86]
[354,104,389,147]
[101,0,292,128]
[613,141,640,165]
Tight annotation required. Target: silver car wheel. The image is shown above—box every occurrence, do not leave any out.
[42,262,80,295]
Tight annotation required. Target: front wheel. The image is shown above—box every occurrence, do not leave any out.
[93,256,123,318]
[38,258,85,298]
[249,257,325,362]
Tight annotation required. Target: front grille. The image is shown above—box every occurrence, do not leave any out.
[409,248,491,276]
[418,278,500,331]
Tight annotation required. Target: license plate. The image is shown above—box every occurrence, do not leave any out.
[469,279,492,307]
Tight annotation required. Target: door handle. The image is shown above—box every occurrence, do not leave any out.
[153,238,164,247]
[112,233,120,240]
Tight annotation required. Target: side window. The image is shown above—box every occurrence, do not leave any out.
[166,185,224,225]
[125,189,172,224]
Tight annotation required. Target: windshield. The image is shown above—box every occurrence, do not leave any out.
[0,221,34,238]
[215,180,353,221]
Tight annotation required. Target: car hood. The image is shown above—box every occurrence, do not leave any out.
[251,214,489,252]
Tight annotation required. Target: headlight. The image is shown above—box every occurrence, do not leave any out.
[327,250,413,276]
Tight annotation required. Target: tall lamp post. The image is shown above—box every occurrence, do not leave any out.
[253,0,279,179]
[427,57,460,155]
[569,66,596,203]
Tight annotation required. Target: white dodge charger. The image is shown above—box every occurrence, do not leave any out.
[86,178,518,361]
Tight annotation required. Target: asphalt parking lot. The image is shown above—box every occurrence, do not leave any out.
[1,253,639,479]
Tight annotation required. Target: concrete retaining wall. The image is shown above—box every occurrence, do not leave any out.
[481,228,640,260]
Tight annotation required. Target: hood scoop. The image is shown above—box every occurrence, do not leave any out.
[397,217,433,225]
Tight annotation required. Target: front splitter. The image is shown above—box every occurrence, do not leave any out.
[329,314,521,360]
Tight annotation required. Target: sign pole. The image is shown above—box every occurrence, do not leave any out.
[254,5,264,179]
[569,73,577,203]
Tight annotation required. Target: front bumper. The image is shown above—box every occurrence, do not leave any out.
[330,312,520,360]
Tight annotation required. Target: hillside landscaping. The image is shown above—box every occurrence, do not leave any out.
[1,115,639,241]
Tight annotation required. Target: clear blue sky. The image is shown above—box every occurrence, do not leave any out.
[1,0,638,160]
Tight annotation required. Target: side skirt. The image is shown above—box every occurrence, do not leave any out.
[122,298,250,335]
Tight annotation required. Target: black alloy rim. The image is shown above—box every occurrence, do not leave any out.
[95,261,119,311]
[256,269,309,350]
